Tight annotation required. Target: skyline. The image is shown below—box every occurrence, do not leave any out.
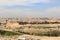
[0,0,60,18]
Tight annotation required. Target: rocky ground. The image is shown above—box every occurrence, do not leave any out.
[0,35,60,40]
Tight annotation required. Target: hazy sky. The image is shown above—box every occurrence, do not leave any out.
[0,0,60,18]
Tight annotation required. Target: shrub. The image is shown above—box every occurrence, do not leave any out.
[0,30,21,36]
[37,30,60,37]
[45,30,60,36]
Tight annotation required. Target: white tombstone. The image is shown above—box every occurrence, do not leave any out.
[22,38,26,40]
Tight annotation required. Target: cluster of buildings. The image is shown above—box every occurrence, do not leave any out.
[0,18,60,40]
[0,18,60,25]
[0,18,60,30]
